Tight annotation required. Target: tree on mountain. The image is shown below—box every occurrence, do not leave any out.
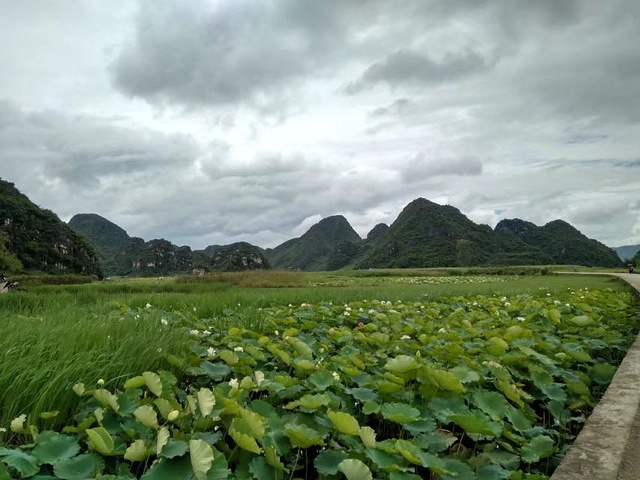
[0,232,23,273]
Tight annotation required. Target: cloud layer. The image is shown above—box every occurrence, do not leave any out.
[1,0,639,249]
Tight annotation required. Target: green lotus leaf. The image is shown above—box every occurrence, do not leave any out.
[200,362,231,381]
[159,439,189,459]
[153,398,175,420]
[567,349,592,362]
[440,458,475,479]
[547,309,562,323]
[142,372,163,397]
[473,391,509,421]
[238,408,265,440]
[197,387,216,417]
[359,426,376,448]
[229,426,261,454]
[134,405,159,429]
[156,427,170,456]
[53,453,104,480]
[477,464,511,480]
[297,393,331,409]
[264,445,286,471]
[570,315,594,326]
[564,378,590,396]
[540,383,567,402]
[0,447,40,477]
[124,376,146,389]
[189,439,214,480]
[315,450,349,476]
[124,439,149,462]
[363,401,380,415]
[85,427,115,455]
[308,371,335,390]
[294,359,316,371]
[429,370,465,394]
[385,355,419,374]
[365,449,403,471]
[337,459,373,480]
[448,411,502,438]
[590,362,616,385]
[93,389,120,412]
[489,337,509,351]
[39,411,59,419]
[32,431,80,464]
[449,366,480,383]
[496,380,525,407]
[505,406,533,432]
[218,350,239,366]
[521,435,555,463]
[389,473,422,480]
[328,411,360,435]
[381,403,421,424]
[284,423,325,448]
[346,387,380,403]
[141,455,193,480]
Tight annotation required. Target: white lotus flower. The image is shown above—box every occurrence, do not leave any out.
[438,328,447,334]
[255,371,265,386]
[202,330,211,335]
[206,347,216,357]
[190,329,199,335]
[145,303,152,309]
[401,335,411,340]
[229,378,239,389]
[97,379,105,386]
[160,318,168,326]
[504,302,511,307]
[517,317,525,322]
[234,346,244,352]
[332,371,340,381]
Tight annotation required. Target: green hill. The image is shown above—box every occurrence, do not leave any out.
[68,213,134,275]
[206,242,270,271]
[265,215,362,270]
[354,198,552,269]
[0,178,102,276]
[495,218,621,267]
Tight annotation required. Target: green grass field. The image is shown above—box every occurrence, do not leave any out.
[0,270,637,479]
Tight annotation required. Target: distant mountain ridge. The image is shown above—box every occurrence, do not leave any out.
[71,200,624,275]
[495,218,620,267]
[68,213,268,276]
[264,215,362,270]
[613,244,640,261]
[0,179,102,276]
[354,199,553,269]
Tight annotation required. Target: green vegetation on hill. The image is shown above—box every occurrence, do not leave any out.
[0,178,102,276]
[355,198,552,269]
[496,218,621,267]
[265,215,362,270]
[202,241,270,272]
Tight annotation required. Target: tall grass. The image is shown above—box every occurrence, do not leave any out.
[0,304,189,435]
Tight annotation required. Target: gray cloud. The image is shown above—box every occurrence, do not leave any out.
[402,154,483,183]
[1,0,640,250]
[347,50,492,94]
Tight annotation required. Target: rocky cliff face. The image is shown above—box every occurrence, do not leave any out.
[0,178,102,276]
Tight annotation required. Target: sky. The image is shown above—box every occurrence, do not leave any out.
[1,0,639,249]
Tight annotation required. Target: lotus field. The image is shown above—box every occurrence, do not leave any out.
[0,273,639,479]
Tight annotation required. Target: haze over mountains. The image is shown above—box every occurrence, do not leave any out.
[0,177,624,277]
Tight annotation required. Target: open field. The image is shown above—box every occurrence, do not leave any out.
[0,270,638,479]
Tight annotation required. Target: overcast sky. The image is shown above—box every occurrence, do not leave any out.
[1,0,639,249]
